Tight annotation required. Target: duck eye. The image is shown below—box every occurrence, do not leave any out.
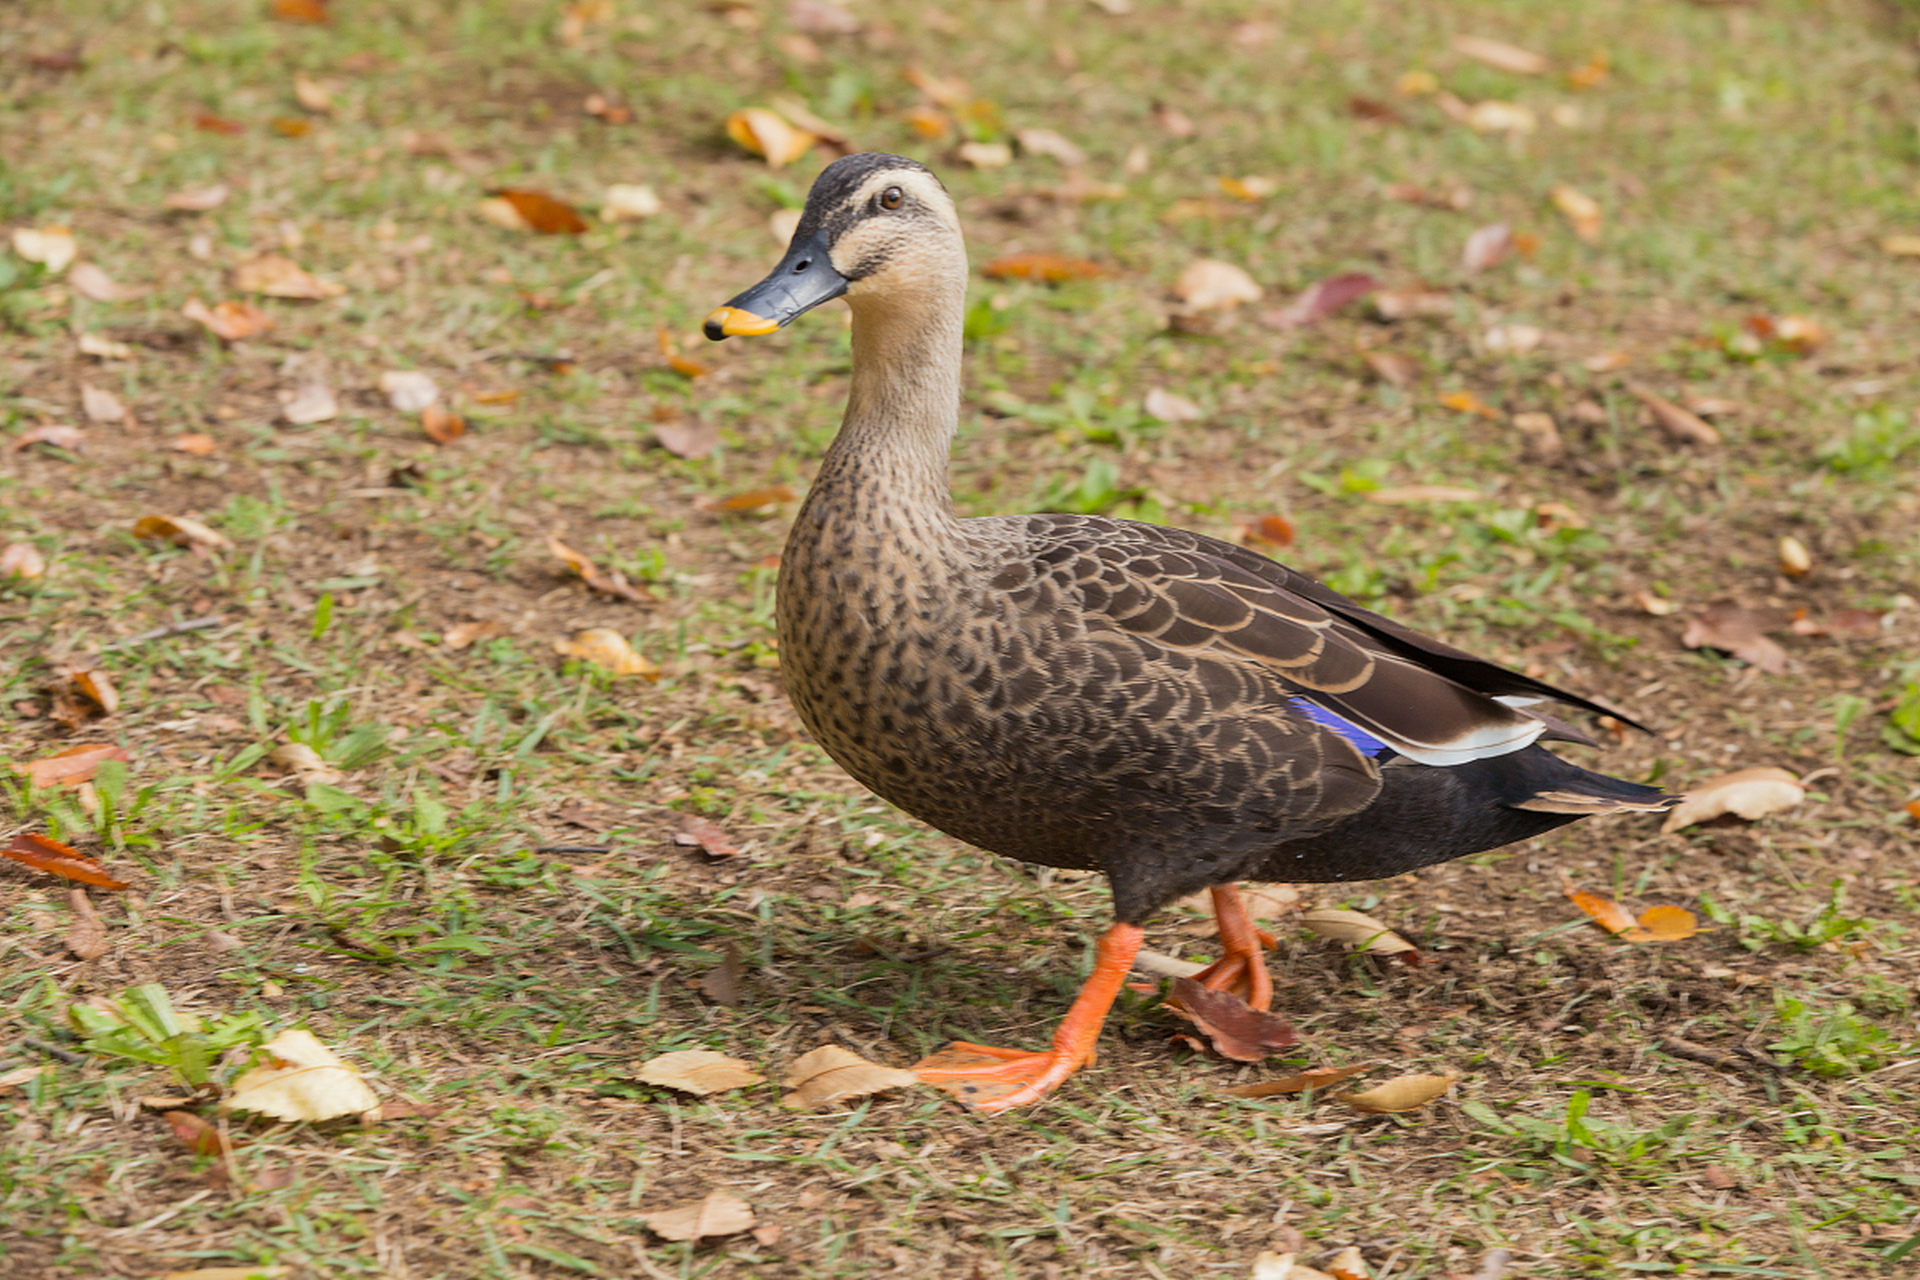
[879,186,905,211]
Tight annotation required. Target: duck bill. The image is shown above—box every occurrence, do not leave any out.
[703,228,848,340]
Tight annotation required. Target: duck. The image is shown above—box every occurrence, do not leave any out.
[704,152,1677,1112]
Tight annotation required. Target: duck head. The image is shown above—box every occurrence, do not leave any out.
[704,152,963,341]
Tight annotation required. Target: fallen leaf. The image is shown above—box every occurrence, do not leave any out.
[1143,388,1204,423]
[1362,351,1418,386]
[727,107,817,169]
[162,432,216,458]
[1789,608,1884,640]
[1174,259,1261,311]
[1462,222,1513,272]
[163,1109,231,1158]
[1549,184,1602,242]
[1636,904,1698,941]
[13,225,77,274]
[1382,181,1472,209]
[482,189,590,234]
[1583,350,1631,373]
[783,1044,919,1108]
[1,541,47,581]
[636,1049,765,1096]
[956,140,1013,169]
[77,332,133,360]
[1335,1070,1458,1114]
[1565,885,1637,935]
[233,254,345,299]
[181,298,273,342]
[69,262,142,302]
[546,534,654,603]
[378,369,440,411]
[1483,323,1543,355]
[1511,411,1565,464]
[81,385,129,425]
[640,1189,757,1242]
[1451,34,1548,75]
[162,183,230,212]
[790,0,859,33]
[1325,1245,1370,1280]
[133,514,233,550]
[1626,383,1721,446]
[1262,272,1378,328]
[1777,535,1812,578]
[278,375,338,425]
[1346,96,1404,125]
[1883,234,1920,257]
[1366,484,1482,505]
[1016,127,1086,165]
[1462,99,1536,135]
[19,743,130,788]
[2,832,130,891]
[1164,978,1298,1062]
[63,887,107,959]
[1660,767,1805,834]
[266,743,344,786]
[1300,907,1419,957]
[1567,50,1610,90]
[420,406,465,444]
[271,0,331,21]
[0,1066,46,1091]
[1370,288,1454,320]
[50,657,120,716]
[227,1028,378,1121]
[442,620,504,651]
[675,814,740,859]
[602,183,661,221]
[654,417,719,459]
[271,116,311,137]
[981,252,1106,283]
[194,113,245,135]
[1681,603,1786,674]
[695,484,800,512]
[1762,314,1825,354]
[1221,1063,1373,1097]
[553,628,660,678]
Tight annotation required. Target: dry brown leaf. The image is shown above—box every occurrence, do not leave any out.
[77,332,133,360]
[1681,603,1786,674]
[1236,514,1297,549]
[271,0,331,21]
[546,534,653,603]
[193,113,244,135]
[1362,351,1418,387]
[181,298,273,342]
[2,832,130,891]
[640,1189,757,1242]
[233,254,345,299]
[697,944,745,1006]
[790,0,859,33]
[1636,904,1699,941]
[981,252,1106,283]
[1,541,47,581]
[727,107,818,169]
[1511,411,1565,465]
[1382,181,1471,209]
[1220,1063,1373,1098]
[1015,127,1086,165]
[1335,1070,1459,1114]
[1325,1245,1370,1280]
[696,484,799,513]
[293,73,332,114]
[601,183,661,221]
[1174,259,1261,311]
[69,262,143,302]
[378,369,440,411]
[162,183,230,212]
[49,658,120,717]
[1462,222,1513,272]
[266,743,344,786]
[956,140,1013,169]
[227,1028,378,1121]
[1461,99,1536,135]
[481,189,590,234]
[1371,288,1454,320]
[636,1049,764,1096]
[1253,1254,1339,1280]
[1365,484,1482,505]
[1163,978,1298,1062]
[163,1109,230,1158]
[80,385,128,425]
[1451,34,1548,75]
[1626,383,1721,446]
[1484,323,1543,355]
[1300,907,1418,957]
[1565,885,1637,935]
[163,1269,292,1280]
[159,432,215,459]
[278,375,338,424]
[1261,272,1378,329]
[133,514,233,550]
[553,628,660,678]
[1143,388,1204,423]
[0,1065,46,1091]
[19,743,130,788]
[1777,535,1812,578]
[13,225,76,274]
[782,1044,919,1108]
[1882,234,1920,258]
[1583,350,1632,373]
[1789,608,1885,640]
[442,620,504,651]
[420,406,466,444]
[1661,767,1804,834]
[1549,183,1602,241]
[675,814,740,859]
[654,417,720,459]
[66,889,108,961]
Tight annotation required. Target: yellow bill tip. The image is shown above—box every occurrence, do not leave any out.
[703,306,780,339]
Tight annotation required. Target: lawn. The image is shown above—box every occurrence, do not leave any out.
[2,0,1918,1275]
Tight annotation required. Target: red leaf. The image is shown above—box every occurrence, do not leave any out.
[3,833,131,891]
[1261,272,1378,329]
[20,743,129,788]
[1163,979,1297,1062]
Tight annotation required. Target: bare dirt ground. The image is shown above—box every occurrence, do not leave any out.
[2,1,1918,1276]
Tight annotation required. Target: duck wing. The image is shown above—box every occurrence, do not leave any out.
[1024,515,1628,769]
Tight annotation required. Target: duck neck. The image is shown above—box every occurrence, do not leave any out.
[815,292,964,524]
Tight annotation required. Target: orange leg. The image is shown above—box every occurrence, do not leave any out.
[1187,885,1275,1011]
[913,922,1145,1112]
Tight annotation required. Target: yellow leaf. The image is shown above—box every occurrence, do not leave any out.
[227,1029,377,1121]
[726,108,817,169]
[1636,904,1699,942]
[1174,258,1261,311]
[1336,1070,1459,1114]
[1549,183,1603,241]
[1565,885,1637,935]
[1299,907,1417,956]
[553,627,660,678]
[12,225,77,274]
[1880,234,1920,257]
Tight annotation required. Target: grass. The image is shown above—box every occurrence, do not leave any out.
[3,0,1920,1275]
